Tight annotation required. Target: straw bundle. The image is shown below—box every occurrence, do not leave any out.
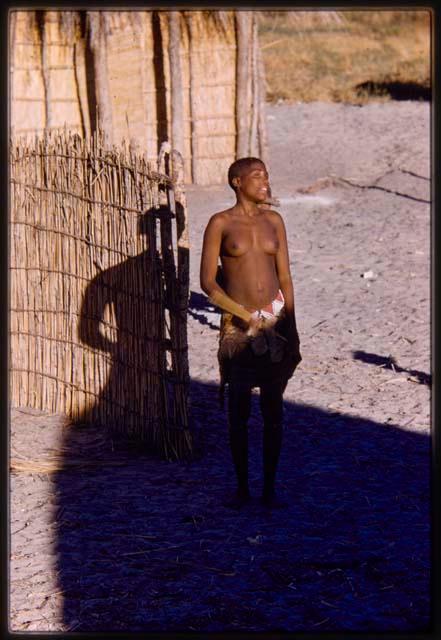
[10,130,193,460]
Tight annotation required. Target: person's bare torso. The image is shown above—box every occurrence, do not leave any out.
[218,207,280,311]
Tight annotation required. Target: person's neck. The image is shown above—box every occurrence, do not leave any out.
[235,197,259,217]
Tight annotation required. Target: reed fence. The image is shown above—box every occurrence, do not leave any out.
[10,131,194,460]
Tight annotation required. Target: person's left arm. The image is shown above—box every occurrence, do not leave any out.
[272,212,301,350]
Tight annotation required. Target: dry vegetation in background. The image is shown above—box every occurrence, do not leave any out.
[258,10,431,104]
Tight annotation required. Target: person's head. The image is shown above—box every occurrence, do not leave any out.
[227,157,270,203]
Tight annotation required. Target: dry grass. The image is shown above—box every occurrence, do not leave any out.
[258,10,431,104]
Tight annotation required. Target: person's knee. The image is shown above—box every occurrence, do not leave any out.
[260,386,283,419]
[229,405,251,428]
[228,383,252,427]
[260,398,284,426]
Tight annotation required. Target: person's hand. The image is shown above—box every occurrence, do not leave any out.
[246,314,263,337]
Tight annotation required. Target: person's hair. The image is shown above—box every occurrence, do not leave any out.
[227,157,265,191]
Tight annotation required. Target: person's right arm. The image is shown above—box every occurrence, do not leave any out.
[200,214,253,324]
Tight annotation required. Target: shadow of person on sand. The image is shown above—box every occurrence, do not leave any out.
[54,372,431,632]
[73,206,193,455]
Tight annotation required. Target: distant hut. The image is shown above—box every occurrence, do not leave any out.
[10,9,268,185]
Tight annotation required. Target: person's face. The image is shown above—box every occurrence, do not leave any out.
[234,162,270,203]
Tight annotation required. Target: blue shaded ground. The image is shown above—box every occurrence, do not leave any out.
[54,378,430,632]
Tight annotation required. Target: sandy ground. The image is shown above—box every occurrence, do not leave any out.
[10,101,431,632]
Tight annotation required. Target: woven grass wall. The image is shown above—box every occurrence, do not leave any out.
[10,11,84,137]
[10,10,266,185]
[10,131,193,460]
[181,11,237,185]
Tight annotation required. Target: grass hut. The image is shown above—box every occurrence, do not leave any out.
[10,9,268,185]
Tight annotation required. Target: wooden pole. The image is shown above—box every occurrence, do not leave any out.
[168,11,185,157]
[172,148,190,433]
[41,11,54,132]
[187,13,198,183]
[235,10,252,158]
[257,26,269,166]
[249,15,259,157]
[87,11,113,146]
[73,13,91,139]
[9,11,17,137]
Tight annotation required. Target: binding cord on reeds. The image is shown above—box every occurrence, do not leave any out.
[10,129,194,461]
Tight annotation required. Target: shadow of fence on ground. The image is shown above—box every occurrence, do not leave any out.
[187,291,220,330]
[353,350,432,387]
[53,377,430,632]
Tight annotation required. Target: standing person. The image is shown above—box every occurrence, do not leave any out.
[200,157,301,509]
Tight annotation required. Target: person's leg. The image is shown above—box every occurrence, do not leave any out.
[260,378,288,506]
[226,376,253,507]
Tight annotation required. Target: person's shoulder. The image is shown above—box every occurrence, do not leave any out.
[263,208,285,225]
[206,208,234,228]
